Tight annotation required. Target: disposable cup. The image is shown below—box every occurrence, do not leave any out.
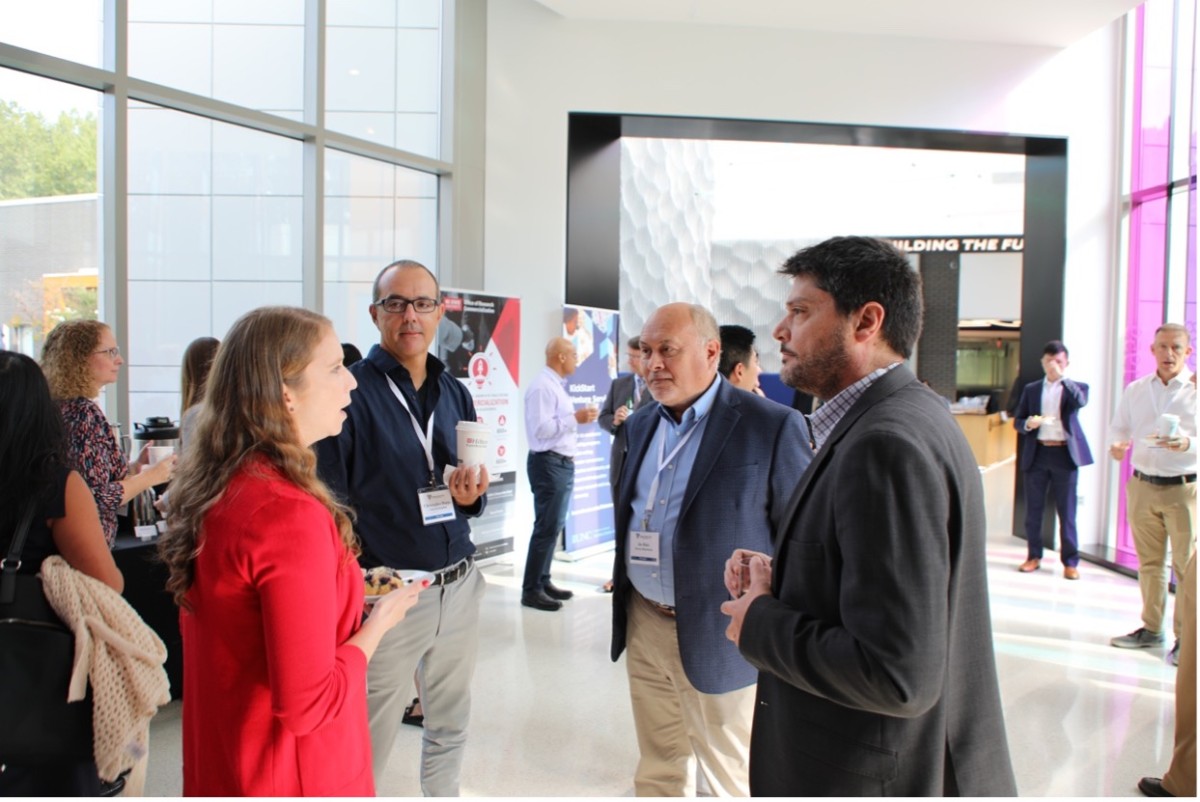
[1157,413,1181,439]
[456,421,490,467]
[148,445,175,465]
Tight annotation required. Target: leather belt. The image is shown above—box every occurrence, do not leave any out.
[637,591,676,618]
[1039,440,1067,447]
[431,555,474,586]
[1134,470,1197,487]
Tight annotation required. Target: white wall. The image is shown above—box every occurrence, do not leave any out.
[483,0,1123,547]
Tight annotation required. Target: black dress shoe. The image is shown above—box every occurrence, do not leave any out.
[521,592,562,611]
[543,582,574,601]
[1138,777,1174,797]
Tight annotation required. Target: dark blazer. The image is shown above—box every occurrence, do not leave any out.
[598,373,654,494]
[1013,378,1094,469]
[739,365,1017,796]
[610,377,813,695]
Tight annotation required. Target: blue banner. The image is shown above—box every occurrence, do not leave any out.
[561,304,619,556]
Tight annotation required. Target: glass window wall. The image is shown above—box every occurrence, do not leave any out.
[0,2,448,428]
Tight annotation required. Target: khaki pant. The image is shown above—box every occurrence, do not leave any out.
[366,565,486,796]
[1126,476,1196,638]
[625,591,755,797]
[1163,553,1196,796]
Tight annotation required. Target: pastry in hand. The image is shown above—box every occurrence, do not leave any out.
[363,566,404,597]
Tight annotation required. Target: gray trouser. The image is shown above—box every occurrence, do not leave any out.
[368,564,486,796]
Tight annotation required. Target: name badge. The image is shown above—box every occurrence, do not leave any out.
[418,486,456,526]
[629,530,660,565]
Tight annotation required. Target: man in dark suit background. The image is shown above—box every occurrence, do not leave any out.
[598,336,652,498]
[718,324,763,394]
[1012,340,1094,578]
[611,302,812,796]
[720,236,1017,796]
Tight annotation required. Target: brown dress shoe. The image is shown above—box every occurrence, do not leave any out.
[1018,558,1041,572]
[1063,566,1080,580]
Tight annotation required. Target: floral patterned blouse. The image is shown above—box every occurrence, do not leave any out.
[59,397,126,547]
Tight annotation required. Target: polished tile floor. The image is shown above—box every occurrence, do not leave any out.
[143,460,1184,796]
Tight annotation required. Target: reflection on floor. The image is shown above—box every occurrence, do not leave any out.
[142,459,1181,797]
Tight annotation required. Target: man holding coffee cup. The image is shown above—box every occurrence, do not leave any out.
[1108,323,1196,665]
[1012,340,1094,579]
[521,337,597,611]
[316,260,489,795]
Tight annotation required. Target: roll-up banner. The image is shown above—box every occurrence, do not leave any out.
[440,288,521,560]
[559,304,619,559]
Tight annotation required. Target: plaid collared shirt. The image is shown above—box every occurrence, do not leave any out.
[807,363,903,451]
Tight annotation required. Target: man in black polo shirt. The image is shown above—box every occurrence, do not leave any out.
[317,260,489,795]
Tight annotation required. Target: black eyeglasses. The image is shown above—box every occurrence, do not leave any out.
[373,295,439,315]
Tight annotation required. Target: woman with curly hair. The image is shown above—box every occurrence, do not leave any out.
[157,306,423,796]
[0,351,122,796]
[41,320,175,547]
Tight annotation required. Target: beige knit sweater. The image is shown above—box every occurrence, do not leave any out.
[41,556,171,796]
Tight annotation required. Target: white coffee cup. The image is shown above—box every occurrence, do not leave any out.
[1157,413,1181,439]
[455,421,490,468]
[147,445,175,465]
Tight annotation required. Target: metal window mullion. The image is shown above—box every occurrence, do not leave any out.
[102,0,130,431]
[303,0,326,312]
[1159,0,1178,324]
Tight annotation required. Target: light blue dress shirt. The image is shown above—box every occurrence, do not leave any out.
[524,365,579,457]
[626,375,722,607]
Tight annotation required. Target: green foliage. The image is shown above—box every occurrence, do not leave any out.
[0,100,98,200]
[54,287,100,324]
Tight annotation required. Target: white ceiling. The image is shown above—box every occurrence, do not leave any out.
[530,0,1143,48]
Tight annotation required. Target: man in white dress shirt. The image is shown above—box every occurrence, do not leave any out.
[522,337,599,611]
[1109,323,1196,665]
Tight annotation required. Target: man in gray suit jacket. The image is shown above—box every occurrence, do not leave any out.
[611,302,812,796]
[721,236,1017,796]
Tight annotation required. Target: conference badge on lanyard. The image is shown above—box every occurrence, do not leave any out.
[386,374,458,526]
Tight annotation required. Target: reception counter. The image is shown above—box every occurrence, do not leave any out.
[952,411,1016,468]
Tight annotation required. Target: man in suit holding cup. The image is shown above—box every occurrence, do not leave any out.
[1012,340,1094,579]
[1109,323,1197,665]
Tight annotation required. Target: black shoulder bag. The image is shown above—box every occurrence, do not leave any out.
[0,500,94,763]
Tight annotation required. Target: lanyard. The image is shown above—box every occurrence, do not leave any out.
[641,417,702,529]
[385,375,438,486]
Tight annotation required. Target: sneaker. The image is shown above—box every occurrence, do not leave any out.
[1110,627,1167,649]
[1168,640,1180,667]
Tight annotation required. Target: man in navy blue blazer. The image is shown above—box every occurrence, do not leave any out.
[1013,340,1094,579]
[610,302,812,796]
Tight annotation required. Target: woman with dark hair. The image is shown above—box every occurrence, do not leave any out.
[41,320,175,546]
[341,341,363,367]
[157,306,424,796]
[0,351,122,796]
[179,336,220,447]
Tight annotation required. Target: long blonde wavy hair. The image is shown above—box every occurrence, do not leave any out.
[158,306,357,608]
[41,319,108,399]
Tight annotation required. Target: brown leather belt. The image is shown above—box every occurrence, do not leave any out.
[636,590,676,618]
[1040,440,1067,447]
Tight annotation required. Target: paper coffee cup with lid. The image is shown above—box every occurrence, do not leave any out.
[1157,413,1181,439]
[456,421,491,471]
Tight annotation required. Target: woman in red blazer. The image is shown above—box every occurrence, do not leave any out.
[159,306,424,796]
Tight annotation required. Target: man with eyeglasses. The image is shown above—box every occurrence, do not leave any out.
[317,260,489,796]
